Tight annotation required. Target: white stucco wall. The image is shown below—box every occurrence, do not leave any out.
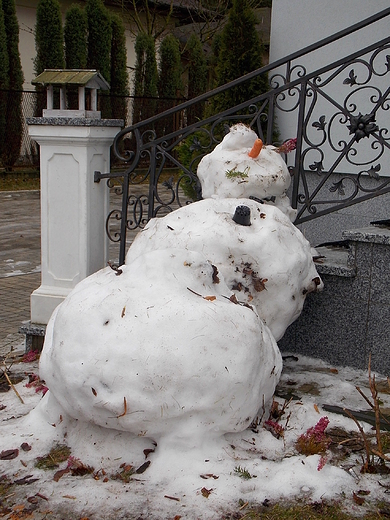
[269,1,390,148]
[269,1,390,244]
[270,1,390,65]
[15,0,139,91]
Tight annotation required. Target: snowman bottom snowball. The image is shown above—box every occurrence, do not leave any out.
[40,249,282,446]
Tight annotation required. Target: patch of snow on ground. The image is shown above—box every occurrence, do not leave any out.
[1,354,389,519]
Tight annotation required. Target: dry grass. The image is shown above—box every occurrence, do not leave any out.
[235,501,390,519]
[35,443,71,470]
[0,170,40,191]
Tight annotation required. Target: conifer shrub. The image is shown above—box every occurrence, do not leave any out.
[34,0,64,117]
[186,33,208,126]
[110,13,129,122]
[2,0,22,169]
[64,4,87,110]
[132,32,158,125]
[157,34,182,135]
[0,0,7,156]
[176,130,211,201]
[210,0,269,120]
[64,4,87,69]
[35,0,64,74]
[86,0,112,117]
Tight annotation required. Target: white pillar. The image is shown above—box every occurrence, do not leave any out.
[47,86,53,110]
[27,118,122,325]
[59,87,66,110]
[78,86,85,111]
[91,89,97,111]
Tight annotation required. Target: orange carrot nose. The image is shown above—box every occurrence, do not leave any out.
[248,138,263,158]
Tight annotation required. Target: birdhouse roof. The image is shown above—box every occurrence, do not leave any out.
[32,69,110,90]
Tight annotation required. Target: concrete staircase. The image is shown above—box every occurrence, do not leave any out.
[279,224,390,374]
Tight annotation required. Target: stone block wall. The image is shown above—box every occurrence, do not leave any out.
[279,225,390,375]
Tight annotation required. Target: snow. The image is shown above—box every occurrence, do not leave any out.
[1,123,388,517]
[197,123,296,221]
[1,354,390,518]
[126,198,323,341]
[40,249,282,441]
[2,258,41,277]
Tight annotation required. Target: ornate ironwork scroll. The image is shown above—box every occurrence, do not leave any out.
[95,7,390,265]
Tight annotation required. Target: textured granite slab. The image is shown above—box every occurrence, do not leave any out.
[26,117,124,127]
[343,225,390,245]
[280,224,390,373]
[313,245,355,277]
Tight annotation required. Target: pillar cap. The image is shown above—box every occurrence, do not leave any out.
[32,69,110,90]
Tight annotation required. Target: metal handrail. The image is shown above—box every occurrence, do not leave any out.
[96,7,390,266]
[113,6,390,138]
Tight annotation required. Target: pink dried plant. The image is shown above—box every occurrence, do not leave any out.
[25,373,48,395]
[22,350,40,363]
[276,138,297,154]
[296,416,331,457]
[264,419,285,439]
[317,454,328,472]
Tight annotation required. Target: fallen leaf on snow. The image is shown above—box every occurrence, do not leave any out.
[200,474,219,480]
[136,461,151,474]
[0,448,19,460]
[201,487,213,498]
[14,475,39,485]
[353,492,365,505]
[53,468,70,482]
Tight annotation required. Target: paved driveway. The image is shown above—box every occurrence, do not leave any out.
[0,190,41,278]
[0,184,183,356]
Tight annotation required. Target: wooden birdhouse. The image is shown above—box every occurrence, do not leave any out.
[32,69,110,119]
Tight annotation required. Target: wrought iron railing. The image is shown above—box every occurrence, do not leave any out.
[95,7,390,265]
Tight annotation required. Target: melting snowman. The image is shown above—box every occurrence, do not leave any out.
[32,123,322,477]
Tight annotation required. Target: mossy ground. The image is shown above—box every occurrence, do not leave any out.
[0,169,40,191]
[230,500,390,519]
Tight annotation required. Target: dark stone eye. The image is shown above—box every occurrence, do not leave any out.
[233,205,251,226]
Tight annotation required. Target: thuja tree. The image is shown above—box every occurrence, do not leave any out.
[2,0,23,170]
[157,34,182,135]
[64,4,87,110]
[211,0,268,116]
[132,32,158,125]
[35,0,64,74]
[186,33,208,126]
[0,0,8,159]
[86,0,112,117]
[34,0,64,117]
[110,13,129,122]
[64,4,87,69]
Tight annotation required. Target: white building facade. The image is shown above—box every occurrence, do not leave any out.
[269,1,390,244]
